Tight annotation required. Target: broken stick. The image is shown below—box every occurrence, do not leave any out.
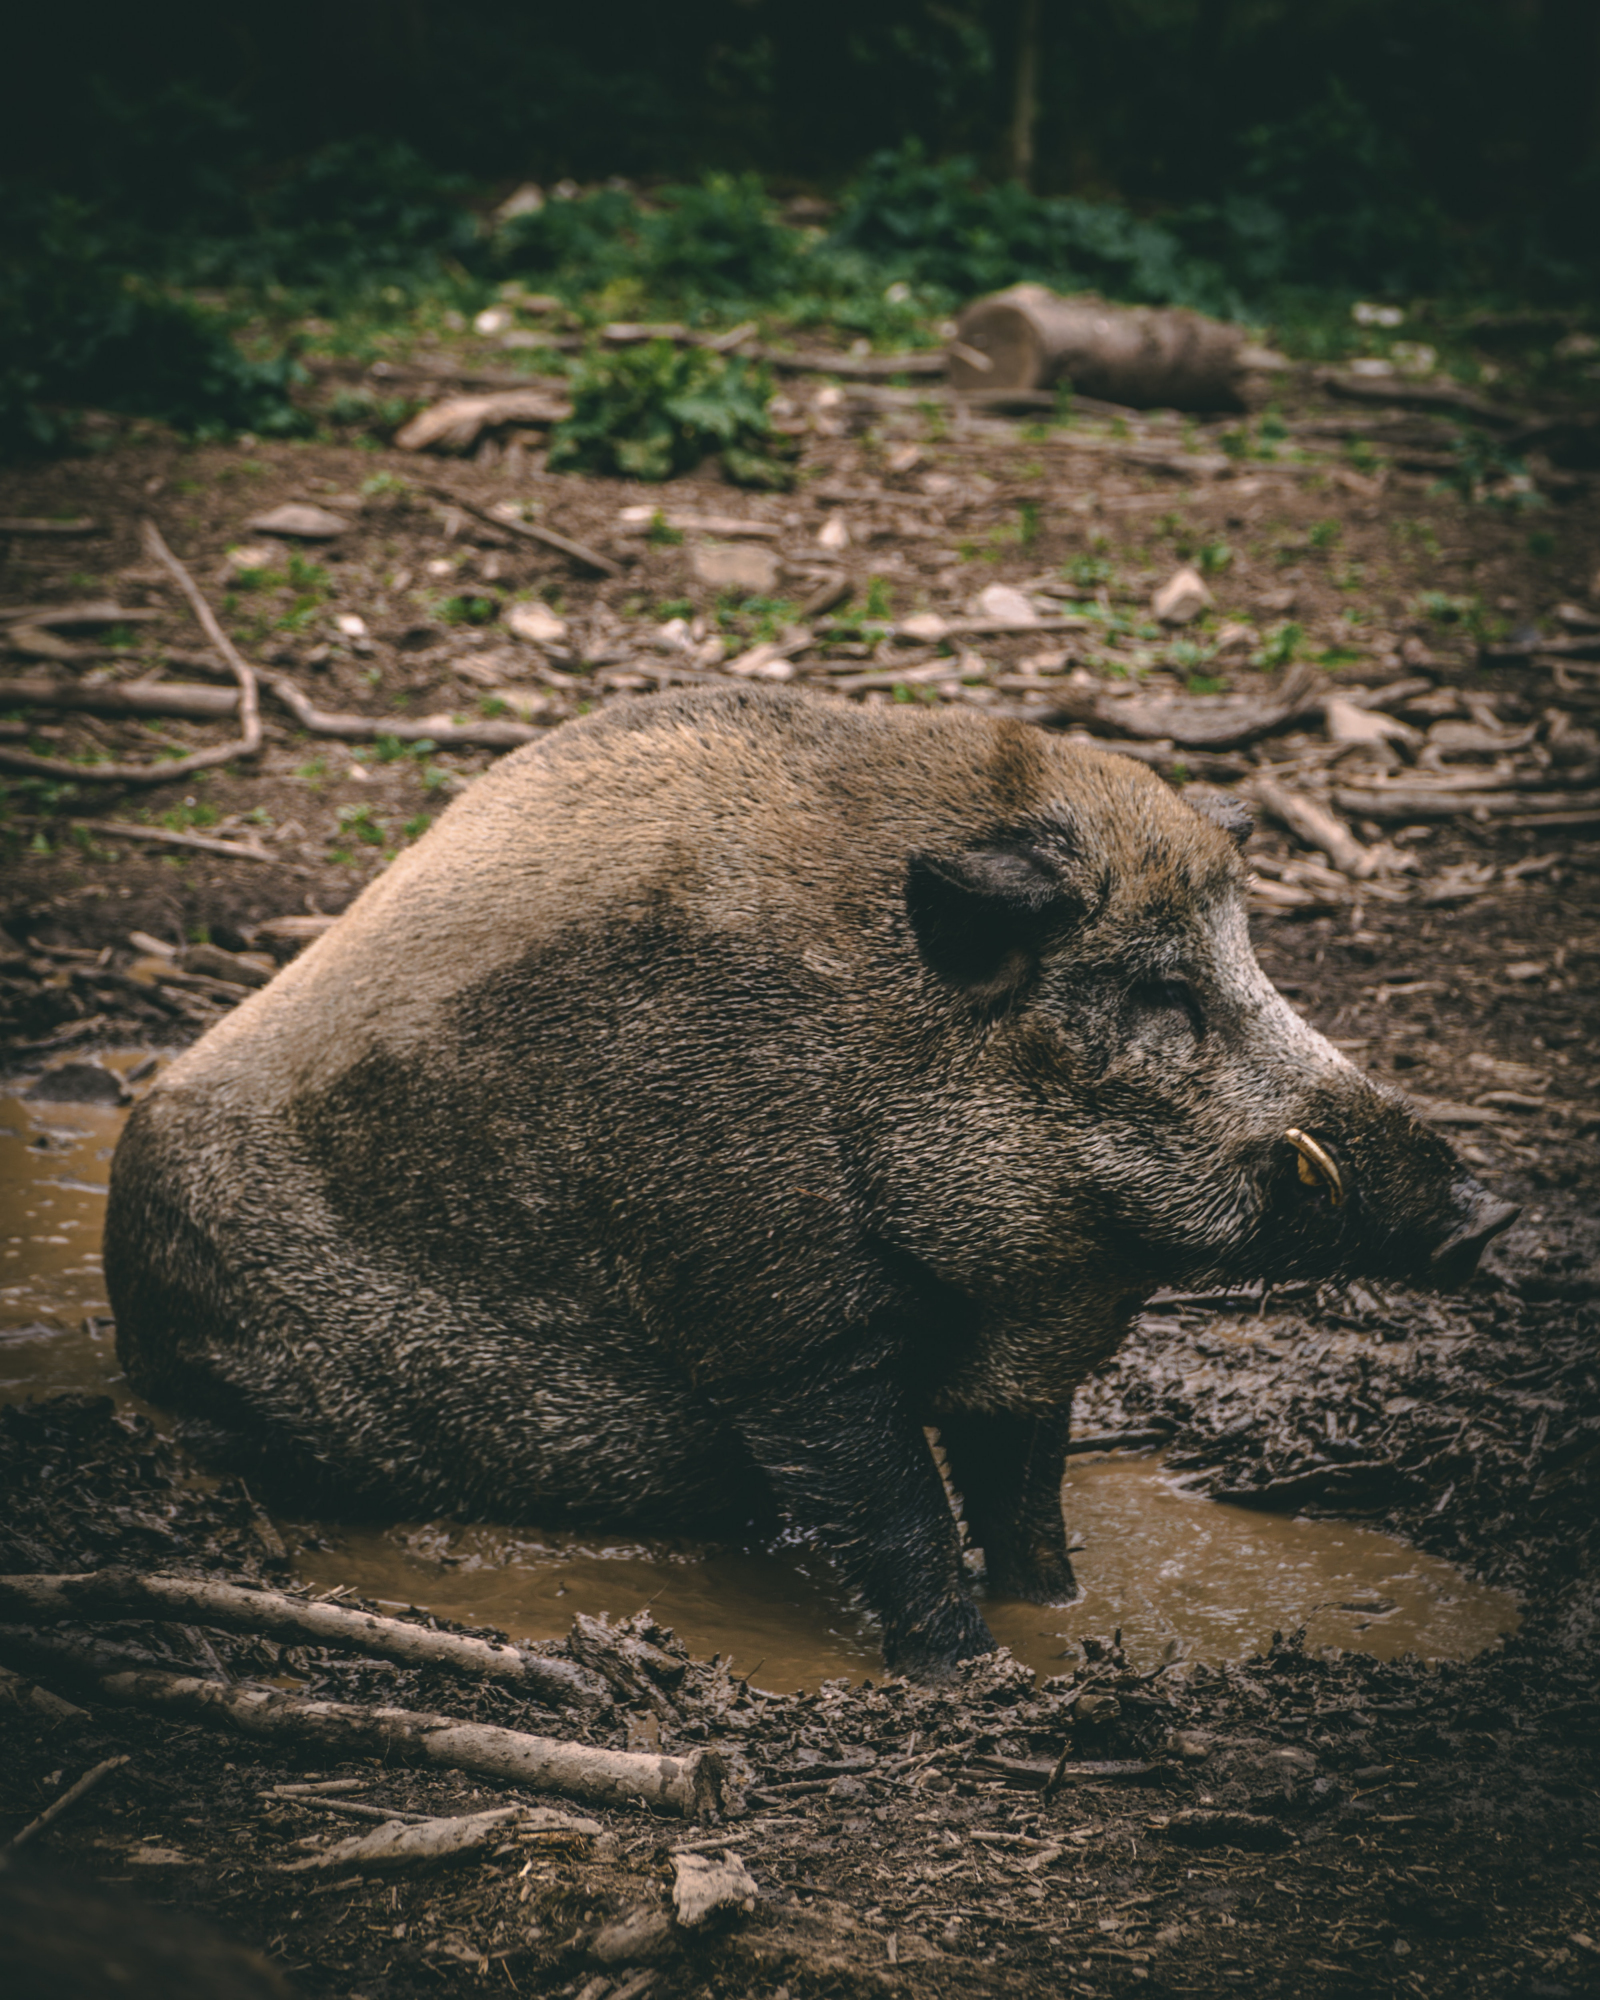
[425,484,621,577]
[0,1573,606,1710]
[0,1638,722,1817]
[279,1803,601,1875]
[4,1753,129,1850]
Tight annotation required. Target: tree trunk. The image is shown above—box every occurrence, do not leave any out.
[1010,0,1042,189]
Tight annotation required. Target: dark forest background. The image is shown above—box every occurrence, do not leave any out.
[3,0,1597,451]
[8,0,1598,296]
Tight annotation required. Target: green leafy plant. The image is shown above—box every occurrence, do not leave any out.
[549,339,793,487]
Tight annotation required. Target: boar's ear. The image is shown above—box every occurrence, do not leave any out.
[905,843,1078,1002]
[1183,785,1253,849]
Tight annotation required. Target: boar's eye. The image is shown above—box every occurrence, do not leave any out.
[1130,977,1204,1040]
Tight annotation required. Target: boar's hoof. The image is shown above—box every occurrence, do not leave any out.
[885,1597,996,1682]
[984,1550,1079,1605]
[1430,1188,1520,1288]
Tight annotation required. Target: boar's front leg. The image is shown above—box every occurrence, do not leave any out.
[938,1409,1078,1603]
[725,1368,994,1678]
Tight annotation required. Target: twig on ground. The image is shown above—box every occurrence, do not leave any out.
[1248,777,1376,877]
[0,1638,721,1817]
[425,485,621,577]
[0,518,100,537]
[0,678,241,722]
[0,1573,607,1709]
[4,1753,129,1850]
[279,1803,602,1875]
[0,521,262,785]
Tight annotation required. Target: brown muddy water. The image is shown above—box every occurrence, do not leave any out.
[1,1065,1519,1689]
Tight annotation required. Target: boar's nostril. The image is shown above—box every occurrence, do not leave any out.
[1284,1128,1344,1208]
[1430,1189,1521,1288]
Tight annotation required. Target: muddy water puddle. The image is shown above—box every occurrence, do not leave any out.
[2,1068,1519,1685]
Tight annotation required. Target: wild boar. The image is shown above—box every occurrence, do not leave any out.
[105,688,1516,1677]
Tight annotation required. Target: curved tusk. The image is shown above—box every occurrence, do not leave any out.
[1284,1127,1345,1207]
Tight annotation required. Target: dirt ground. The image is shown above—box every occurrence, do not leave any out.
[2,358,1599,1997]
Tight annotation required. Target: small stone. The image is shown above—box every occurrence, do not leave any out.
[247,503,351,541]
[216,543,280,583]
[690,543,779,594]
[335,613,368,639]
[1213,621,1257,656]
[899,612,948,641]
[1323,698,1418,749]
[817,515,850,551]
[973,583,1039,626]
[1166,1730,1212,1762]
[671,1850,759,1928]
[506,600,569,645]
[1073,1693,1121,1723]
[25,1062,129,1106]
[1152,565,1213,625]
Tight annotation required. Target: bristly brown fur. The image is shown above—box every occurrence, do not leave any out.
[104,688,1512,1677]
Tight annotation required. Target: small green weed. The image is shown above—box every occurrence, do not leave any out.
[549,340,794,488]
[158,799,218,831]
[647,511,684,546]
[1064,553,1113,590]
[334,803,385,848]
[1308,519,1341,548]
[1198,541,1232,575]
[440,593,498,625]
[1253,621,1304,671]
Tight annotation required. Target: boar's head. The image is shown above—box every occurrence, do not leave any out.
[895,754,1516,1330]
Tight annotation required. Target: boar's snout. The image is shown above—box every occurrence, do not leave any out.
[1264,1073,1518,1291]
[1429,1184,1520,1288]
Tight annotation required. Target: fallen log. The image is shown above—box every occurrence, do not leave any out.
[0,523,261,786]
[947,285,1276,410]
[279,1803,602,1875]
[0,1638,724,1817]
[0,1573,607,1710]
